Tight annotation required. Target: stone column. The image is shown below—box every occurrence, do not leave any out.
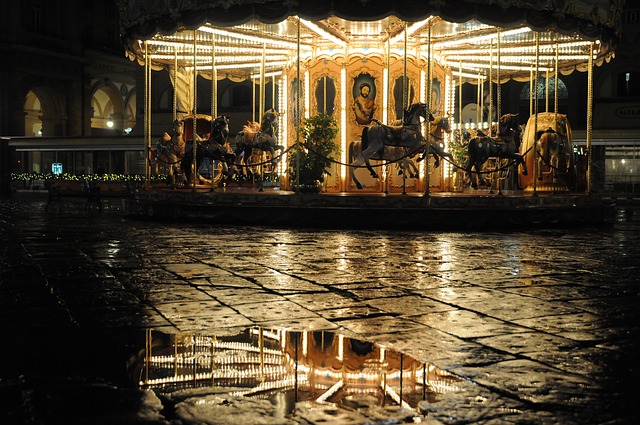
[130,67,146,136]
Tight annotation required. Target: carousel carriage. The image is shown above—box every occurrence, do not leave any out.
[231,109,283,187]
[179,114,236,187]
[520,112,575,192]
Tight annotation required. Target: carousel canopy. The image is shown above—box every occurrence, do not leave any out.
[118,0,625,82]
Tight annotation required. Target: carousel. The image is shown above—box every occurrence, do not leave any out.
[119,0,623,228]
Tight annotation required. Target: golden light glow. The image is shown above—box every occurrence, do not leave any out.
[299,18,347,47]
[340,66,347,186]
[388,17,433,45]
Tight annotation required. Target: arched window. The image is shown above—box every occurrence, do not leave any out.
[520,77,568,100]
[91,87,116,130]
[158,86,174,112]
[232,84,252,110]
[24,90,43,136]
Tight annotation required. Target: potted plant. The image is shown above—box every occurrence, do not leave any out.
[288,113,339,193]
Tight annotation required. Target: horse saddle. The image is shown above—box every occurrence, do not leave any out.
[381,125,418,146]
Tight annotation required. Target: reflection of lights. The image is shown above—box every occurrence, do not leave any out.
[384,383,412,410]
[140,327,463,413]
[316,380,343,402]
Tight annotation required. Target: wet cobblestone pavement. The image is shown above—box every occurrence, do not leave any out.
[1,197,639,424]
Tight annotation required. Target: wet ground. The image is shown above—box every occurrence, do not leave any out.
[1,196,639,424]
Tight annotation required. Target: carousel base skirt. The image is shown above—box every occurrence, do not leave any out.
[123,187,616,230]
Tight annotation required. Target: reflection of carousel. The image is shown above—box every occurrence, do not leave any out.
[120,0,621,228]
[137,327,461,417]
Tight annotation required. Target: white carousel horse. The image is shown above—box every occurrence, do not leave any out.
[151,119,186,187]
[535,124,574,183]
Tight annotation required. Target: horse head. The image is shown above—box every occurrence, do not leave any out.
[211,115,230,144]
[173,119,184,135]
[404,102,432,126]
[436,116,452,133]
[260,109,278,138]
[499,113,519,132]
[498,113,520,145]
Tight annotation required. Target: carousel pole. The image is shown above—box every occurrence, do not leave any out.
[399,23,408,195]
[191,30,198,191]
[259,43,267,191]
[424,22,432,196]
[545,68,550,112]
[529,66,534,117]
[260,44,266,119]
[459,60,463,132]
[533,31,540,195]
[586,42,594,193]
[144,41,151,189]
[554,35,559,119]
[173,48,178,122]
[497,29,503,194]
[252,76,256,122]
[479,73,483,127]
[476,72,481,127]
[496,29,501,125]
[295,17,301,189]
[487,41,494,136]
[272,75,276,111]
[403,23,408,111]
[210,34,217,192]
[458,60,462,191]
[386,37,391,124]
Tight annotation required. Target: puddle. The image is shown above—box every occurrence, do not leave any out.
[3,326,462,423]
[135,327,463,423]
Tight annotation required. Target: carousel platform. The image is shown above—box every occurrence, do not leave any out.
[122,185,616,230]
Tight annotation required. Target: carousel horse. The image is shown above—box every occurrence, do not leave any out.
[464,113,528,189]
[389,114,453,168]
[535,126,573,182]
[150,119,187,187]
[348,102,430,189]
[233,109,283,176]
[349,107,453,189]
[181,115,236,186]
[426,115,454,168]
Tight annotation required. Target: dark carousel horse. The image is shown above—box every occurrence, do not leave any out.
[348,112,453,189]
[465,113,528,189]
[535,126,574,183]
[233,109,283,177]
[348,102,436,189]
[181,115,236,186]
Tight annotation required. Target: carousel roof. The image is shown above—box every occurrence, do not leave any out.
[118,0,625,81]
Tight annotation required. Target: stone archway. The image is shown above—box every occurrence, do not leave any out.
[24,90,43,136]
[25,86,65,137]
[90,81,125,134]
